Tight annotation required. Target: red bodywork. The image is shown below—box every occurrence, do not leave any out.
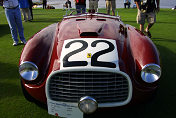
[19,13,160,106]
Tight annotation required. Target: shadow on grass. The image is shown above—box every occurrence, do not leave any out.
[0,81,22,99]
[152,38,176,43]
[0,61,19,79]
[0,61,21,100]
[0,24,10,37]
[157,21,176,25]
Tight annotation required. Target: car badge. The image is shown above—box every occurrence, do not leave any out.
[87,53,91,58]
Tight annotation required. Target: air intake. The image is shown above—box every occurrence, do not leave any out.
[47,71,130,104]
[80,32,98,37]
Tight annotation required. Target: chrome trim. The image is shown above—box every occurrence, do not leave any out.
[142,63,161,71]
[63,13,121,20]
[46,68,132,108]
[19,61,38,70]
[141,63,161,83]
[79,96,97,104]
[19,61,38,81]
[78,96,98,114]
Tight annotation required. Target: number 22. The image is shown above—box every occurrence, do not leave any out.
[63,40,116,68]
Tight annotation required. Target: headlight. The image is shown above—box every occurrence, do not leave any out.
[141,64,161,83]
[78,96,98,114]
[19,61,38,81]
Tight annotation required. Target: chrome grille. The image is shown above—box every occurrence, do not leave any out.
[48,71,129,103]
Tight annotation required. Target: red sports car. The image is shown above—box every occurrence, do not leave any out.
[19,11,161,118]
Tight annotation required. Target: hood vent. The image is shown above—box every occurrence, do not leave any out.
[79,24,104,37]
[76,19,86,21]
[77,21,105,37]
[96,19,106,21]
[80,32,98,37]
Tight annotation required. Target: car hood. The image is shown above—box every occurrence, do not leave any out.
[49,15,131,74]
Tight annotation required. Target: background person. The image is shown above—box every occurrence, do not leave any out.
[28,0,33,20]
[19,0,32,22]
[67,0,72,9]
[1,0,27,46]
[43,0,47,9]
[74,0,86,14]
[135,0,160,38]
[63,0,72,10]
[105,0,116,16]
[0,0,2,6]
[89,0,99,12]
[124,0,131,9]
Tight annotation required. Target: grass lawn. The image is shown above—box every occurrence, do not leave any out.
[0,7,176,118]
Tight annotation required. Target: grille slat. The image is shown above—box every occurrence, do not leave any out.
[48,71,129,103]
[51,78,125,83]
[49,89,128,94]
[49,86,128,91]
[52,76,125,81]
[49,83,128,88]
[50,94,128,99]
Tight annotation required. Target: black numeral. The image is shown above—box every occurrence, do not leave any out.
[63,40,88,67]
[91,40,116,68]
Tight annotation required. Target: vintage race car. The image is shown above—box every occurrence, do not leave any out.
[19,11,161,118]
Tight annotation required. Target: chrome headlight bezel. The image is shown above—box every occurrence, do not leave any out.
[19,61,39,81]
[78,96,98,114]
[141,64,161,83]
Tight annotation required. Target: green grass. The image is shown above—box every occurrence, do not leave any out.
[0,7,176,118]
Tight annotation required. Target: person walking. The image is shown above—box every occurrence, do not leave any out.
[105,0,116,16]
[19,0,32,22]
[74,0,86,14]
[1,0,27,46]
[43,0,47,9]
[89,0,99,12]
[135,0,160,38]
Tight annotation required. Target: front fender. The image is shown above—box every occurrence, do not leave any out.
[127,25,160,89]
[127,26,160,70]
[19,23,58,84]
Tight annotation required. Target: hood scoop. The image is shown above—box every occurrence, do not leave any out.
[80,32,98,37]
[77,22,105,37]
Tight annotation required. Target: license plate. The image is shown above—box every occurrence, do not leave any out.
[47,99,83,118]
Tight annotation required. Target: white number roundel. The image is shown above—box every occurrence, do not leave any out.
[60,38,119,70]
